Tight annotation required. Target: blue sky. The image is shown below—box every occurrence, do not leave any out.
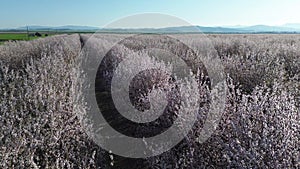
[1,0,300,28]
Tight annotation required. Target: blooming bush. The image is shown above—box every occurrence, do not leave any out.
[0,34,299,168]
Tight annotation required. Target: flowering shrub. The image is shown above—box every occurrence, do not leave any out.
[0,35,109,168]
[0,34,299,168]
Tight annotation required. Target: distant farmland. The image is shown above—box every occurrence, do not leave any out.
[0,32,50,44]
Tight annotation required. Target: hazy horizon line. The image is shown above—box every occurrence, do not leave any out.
[2,23,300,30]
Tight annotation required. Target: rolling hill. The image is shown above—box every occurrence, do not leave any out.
[1,24,300,33]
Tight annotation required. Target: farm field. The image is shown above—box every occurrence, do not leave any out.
[0,34,299,168]
[0,32,51,44]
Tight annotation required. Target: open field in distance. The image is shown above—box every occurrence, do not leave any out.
[0,32,59,45]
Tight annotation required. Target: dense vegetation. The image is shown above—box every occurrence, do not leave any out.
[0,34,299,168]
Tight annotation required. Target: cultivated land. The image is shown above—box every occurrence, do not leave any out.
[0,34,299,168]
[0,32,56,45]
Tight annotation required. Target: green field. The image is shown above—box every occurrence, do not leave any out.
[0,33,49,44]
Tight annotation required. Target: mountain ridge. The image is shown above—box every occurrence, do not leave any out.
[1,24,300,33]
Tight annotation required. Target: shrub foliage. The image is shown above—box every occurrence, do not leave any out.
[0,34,299,168]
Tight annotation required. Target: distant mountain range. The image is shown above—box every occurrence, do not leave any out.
[16,25,100,31]
[2,24,300,33]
